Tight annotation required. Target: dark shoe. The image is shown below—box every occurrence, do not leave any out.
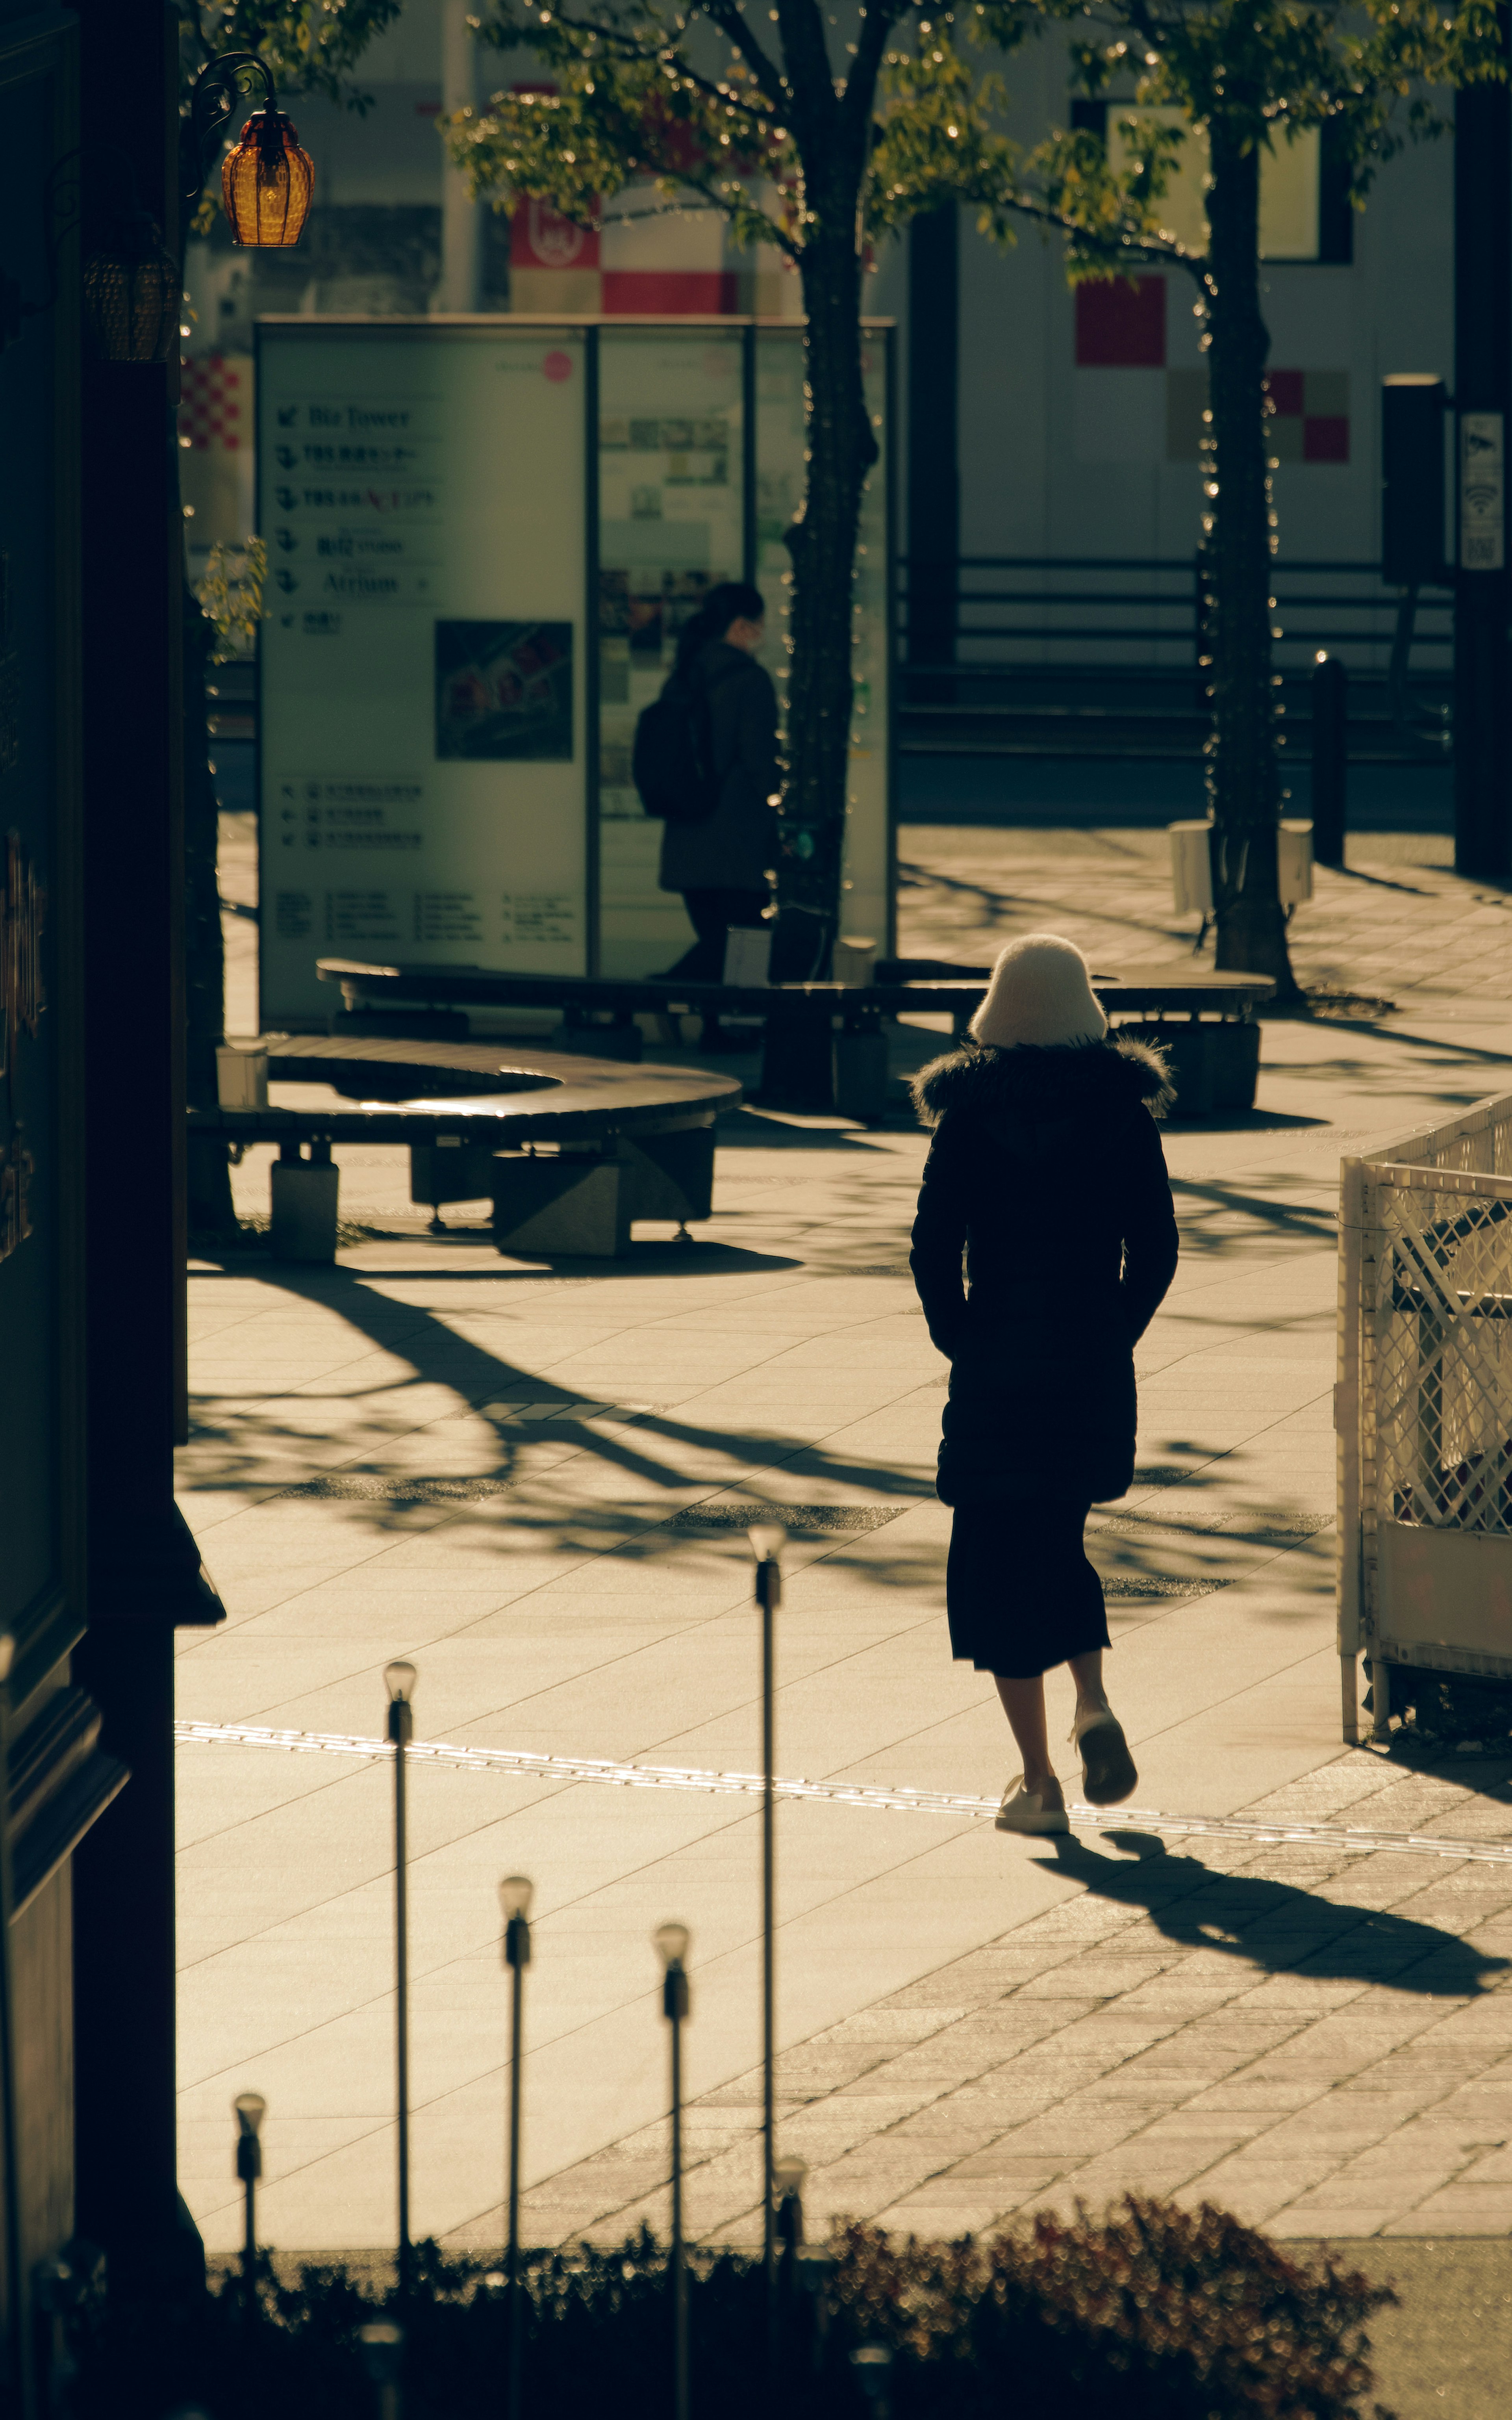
[1071,1707,1138,1807]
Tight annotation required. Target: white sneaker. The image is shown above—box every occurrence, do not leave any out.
[995,1775,1070,1835]
[1071,1704,1138,1807]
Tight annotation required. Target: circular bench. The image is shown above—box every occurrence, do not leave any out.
[193,1036,743,1259]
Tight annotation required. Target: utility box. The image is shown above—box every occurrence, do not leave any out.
[1381,375,1447,587]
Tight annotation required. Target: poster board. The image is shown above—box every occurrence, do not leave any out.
[257,317,893,1023]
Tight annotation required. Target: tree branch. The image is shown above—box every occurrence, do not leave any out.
[698,0,789,109]
[841,0,913,142]
[773,0,838,145]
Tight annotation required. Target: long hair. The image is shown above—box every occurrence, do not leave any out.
[674,579,765,673]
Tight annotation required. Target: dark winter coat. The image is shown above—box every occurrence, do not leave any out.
[909,1036,1179,1507]
[658,638,780,894]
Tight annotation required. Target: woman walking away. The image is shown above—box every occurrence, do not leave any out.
[910,934,1179,1838]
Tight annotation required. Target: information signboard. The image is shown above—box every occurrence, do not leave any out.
[258,318,893,1023]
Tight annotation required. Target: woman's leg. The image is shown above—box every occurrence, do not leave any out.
[1069,1649,1110,1723]
[993,1673,1056,1793]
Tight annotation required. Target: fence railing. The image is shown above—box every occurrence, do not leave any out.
[1338,1093,1512,1745]
[899,555,1453,684]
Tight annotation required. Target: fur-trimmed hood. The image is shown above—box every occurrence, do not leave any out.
[911,1034,1175,1130]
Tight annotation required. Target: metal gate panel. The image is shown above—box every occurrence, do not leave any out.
[1339,1103,1512,1740]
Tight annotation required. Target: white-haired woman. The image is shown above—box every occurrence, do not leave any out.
[909,934,1179,1835]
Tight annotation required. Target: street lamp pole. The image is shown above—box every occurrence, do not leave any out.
[747,1524,785,2338]
[655,1922,691,2420]
[0,1629,28,2420]
[500,1875,533,2420]
[385,1661,417,2297]
[233,2092,266,2312]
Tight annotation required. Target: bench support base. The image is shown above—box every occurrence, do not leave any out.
[488,1126,715,1258]
[1114,1019,1260,1117]
[271,1144,339,1262]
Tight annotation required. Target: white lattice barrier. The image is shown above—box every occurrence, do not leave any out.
[1339,1092,1512,1740]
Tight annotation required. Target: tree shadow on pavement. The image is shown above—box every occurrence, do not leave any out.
[181,1256,939,1549]
[1037,1830,1511,1999]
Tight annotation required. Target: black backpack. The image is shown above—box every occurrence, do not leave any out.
[633,658,739,824]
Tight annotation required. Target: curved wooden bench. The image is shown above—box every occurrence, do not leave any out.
[313,962,1277,1119]
[193,1035,743,1259]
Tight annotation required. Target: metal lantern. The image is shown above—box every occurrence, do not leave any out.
[221,108,313,248]
[82,212,180,362]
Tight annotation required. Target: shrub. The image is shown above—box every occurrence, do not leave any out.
[74,2198,1395,2420]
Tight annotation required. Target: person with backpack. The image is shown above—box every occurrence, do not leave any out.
[634,580,780,1006]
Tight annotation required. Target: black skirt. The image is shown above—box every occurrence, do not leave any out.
[946,1500,1110,1678]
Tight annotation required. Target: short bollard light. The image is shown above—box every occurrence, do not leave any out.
[0,1627,23,2420]
[233,2090,266,2304]
[793,2243,836,2373]
[500,1873,534,2420]
[358,2318,405,2420]
[747,1520,785,2348]
[773,2150,807,2258]
[385,1660,417,2295]
[655,1921,691,2420]
[851,2342,894,2420]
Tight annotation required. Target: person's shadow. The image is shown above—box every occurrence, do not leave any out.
[1033,1830,1510,1998]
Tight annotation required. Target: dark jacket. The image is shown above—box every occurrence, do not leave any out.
[909,1036,1179,1507]
[658,638,780,894]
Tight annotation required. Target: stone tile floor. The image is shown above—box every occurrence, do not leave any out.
[181,820,1512,2310]
[895,824,1512,1008]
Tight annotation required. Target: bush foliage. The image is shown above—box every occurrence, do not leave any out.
[78,2197,1396,2420]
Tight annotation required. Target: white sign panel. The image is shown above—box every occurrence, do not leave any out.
[258,325,588,1025]
[1460,410,1505,572]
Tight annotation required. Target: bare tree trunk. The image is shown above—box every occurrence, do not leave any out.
[1202,126,1300,998]
[780,210,878,976]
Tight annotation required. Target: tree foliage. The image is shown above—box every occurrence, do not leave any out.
[958,0,1502,988]
[445,0,1020,958]
[995,0,1502,270]
[177,0,406,114]
[445,2,1017,253]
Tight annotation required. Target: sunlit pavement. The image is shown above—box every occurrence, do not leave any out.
[177,820,1512,2263]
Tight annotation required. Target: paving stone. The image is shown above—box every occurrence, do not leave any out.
[186,826,1512,2255]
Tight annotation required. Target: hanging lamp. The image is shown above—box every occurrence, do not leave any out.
[220,107,314,249]
[184,53,315,250]
[82,206,181,362]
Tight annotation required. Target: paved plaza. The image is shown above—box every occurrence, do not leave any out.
[182,820,1512,2407]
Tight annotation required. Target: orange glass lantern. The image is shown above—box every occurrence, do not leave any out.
[221,108,313,248]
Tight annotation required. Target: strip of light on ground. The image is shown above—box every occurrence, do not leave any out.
[173,1720,1512,1866]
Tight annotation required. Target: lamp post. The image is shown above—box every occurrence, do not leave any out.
[358,2318,406,2420]
[233,2091,266,2311]
[385,1660,417,2297]
[850,2344,894,2420]
[747,1523,785,2336]
[500,1874,533,2420]
[773,2150,806,2364]
[773,2151,806,2266]
[793,2244,835,2376]
[0,1628,26,2420]
[655,1921,691,2420]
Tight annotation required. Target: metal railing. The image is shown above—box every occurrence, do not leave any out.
[899,554,1453,683]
